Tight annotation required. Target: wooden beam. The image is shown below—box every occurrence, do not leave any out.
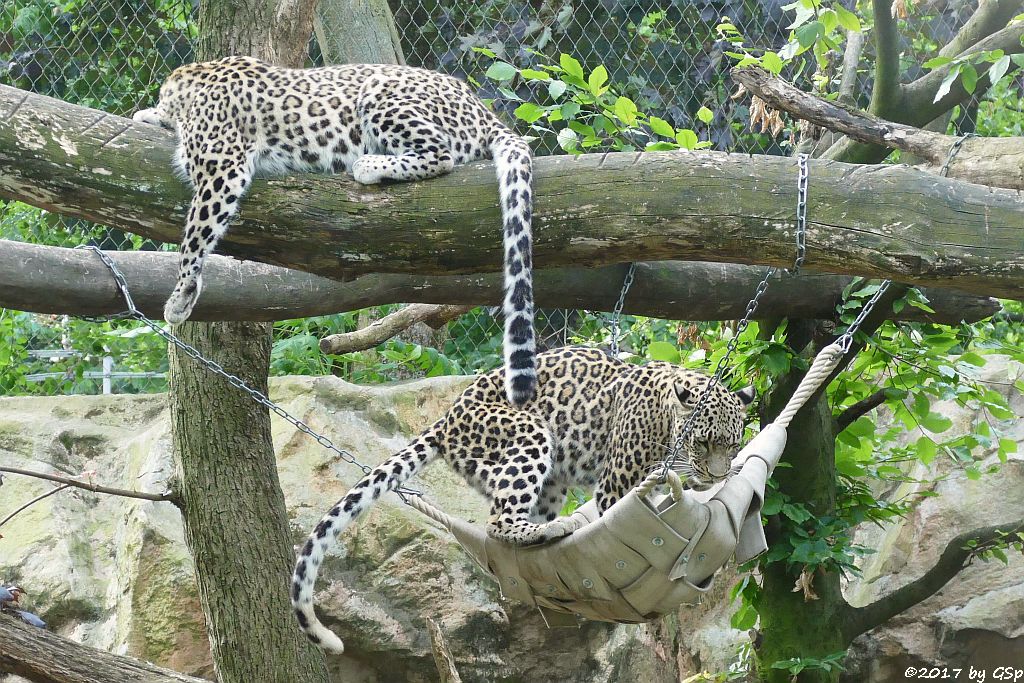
[0,242,999,325]
[2,85,1023,298]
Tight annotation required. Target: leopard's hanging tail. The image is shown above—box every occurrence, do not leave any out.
[489,127,537,406]
[291,423,443,653]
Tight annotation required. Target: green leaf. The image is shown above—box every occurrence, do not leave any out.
[934,64,962,103]
[835,6,861,32]
[560,102,582,119]
[762,51,784,75]
[916,436,938,465]
[649,116,676,137]
[520,68,551,81]
[588,64,609,94]
[730,603,758,630]
[922,413,953,434]
[513,102,546,124]
[676,128,699,150]
[548,79,568,99]
[648,341,681,363]
[696,106,714,124]
[795,21,823,49]
[613,96,639,126]
[988,55,1012,85]
[472,47,497,58]
[559,54,585,81]
[960,63,979,94]
[922,56,953,69]
[485,61,517,82]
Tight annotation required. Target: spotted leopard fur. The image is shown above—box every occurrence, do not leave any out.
[134,56,537,404]
[292,346,755,652]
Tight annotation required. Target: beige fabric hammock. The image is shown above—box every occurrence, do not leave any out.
[406,341,847,626]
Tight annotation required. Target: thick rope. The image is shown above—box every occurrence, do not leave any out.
[774,340,846,428]
[405,493,456,530]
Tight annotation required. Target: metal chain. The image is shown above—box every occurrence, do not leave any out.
[836,279,892,353]
[660,152,809,478]
[74,245,421,500]
[660,265,776,479]
[939,133,976,177]
[609,262,637,356]
[791,153,809,275]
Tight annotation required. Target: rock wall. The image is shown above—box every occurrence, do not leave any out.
[1,363,1021,681]
[0,376,683,683]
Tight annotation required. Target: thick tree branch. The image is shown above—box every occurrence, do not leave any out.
[0,466,177,506]
[319,303,472,354]
[732,66,1024,188]
[842,519,1024,641]
[0,242,1000,325]
[826,21,1024,164]
[835,389,889,433]
[937,0,1024,59]
[0,613,206,683]
[3,87,1024,299]
[870,0,901,118]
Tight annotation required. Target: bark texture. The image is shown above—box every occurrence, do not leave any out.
[0,241,1000,325]
[3,85,1024,297]
[0,613,207,683]
[314,0,405,65]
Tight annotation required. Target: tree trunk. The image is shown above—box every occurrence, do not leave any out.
[754,334,847,683]
[166,3,330,683]
[314,0,405,65]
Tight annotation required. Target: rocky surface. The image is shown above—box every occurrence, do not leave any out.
[1,362,1021,682]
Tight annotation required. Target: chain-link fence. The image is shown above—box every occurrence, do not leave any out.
[0,0,982,396]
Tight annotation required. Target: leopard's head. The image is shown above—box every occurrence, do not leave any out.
[670,372,755,491]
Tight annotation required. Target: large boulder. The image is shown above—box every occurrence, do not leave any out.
[0,375,682,682]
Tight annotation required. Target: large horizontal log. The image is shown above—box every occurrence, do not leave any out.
[733,66,1024,190]
[2,85,1024,298]
[0,613,206,683]
[0,241,999,325]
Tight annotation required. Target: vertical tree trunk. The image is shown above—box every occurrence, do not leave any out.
[754,368,846,683]
[314,0,405,65]
[169,323,329,683]
[168,4,330,683]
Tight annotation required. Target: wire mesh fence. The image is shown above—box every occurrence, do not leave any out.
[0,0,983,396]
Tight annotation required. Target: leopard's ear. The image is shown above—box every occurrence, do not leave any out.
[735,385,756,406]
[674,382,699,407]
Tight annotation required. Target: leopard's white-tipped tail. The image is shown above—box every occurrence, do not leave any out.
[291,426,441,652]
[489,127,536,406]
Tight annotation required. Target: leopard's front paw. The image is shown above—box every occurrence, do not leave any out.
[133,108,164,127]
[538,517,579,542]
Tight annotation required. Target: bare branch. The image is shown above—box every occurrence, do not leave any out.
[1,242,999,325]
[870,0,901,118]
[426,617,463,683]
[0,612,206,683]
[320,304,473,354]
[732,67,1022,188]
[0,485,70,530]
[842,519,1024,640]
[835,389,889,433]
[0,466,177,506]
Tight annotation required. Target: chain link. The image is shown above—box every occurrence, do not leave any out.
[836,280,892,353]
[939,133,976,178]
[791,153,809,275]
[660,265,777,479]
[74,245,422,500]
[609,263,637,357]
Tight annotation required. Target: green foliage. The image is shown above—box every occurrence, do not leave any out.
[770,652,846,677]
[924,51,1024,103]
[483,51,709,152]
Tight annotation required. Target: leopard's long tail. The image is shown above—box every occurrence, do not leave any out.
[489,126,537,406]
[291,422,443,653]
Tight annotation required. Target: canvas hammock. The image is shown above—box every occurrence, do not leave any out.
[404,340,847,626]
